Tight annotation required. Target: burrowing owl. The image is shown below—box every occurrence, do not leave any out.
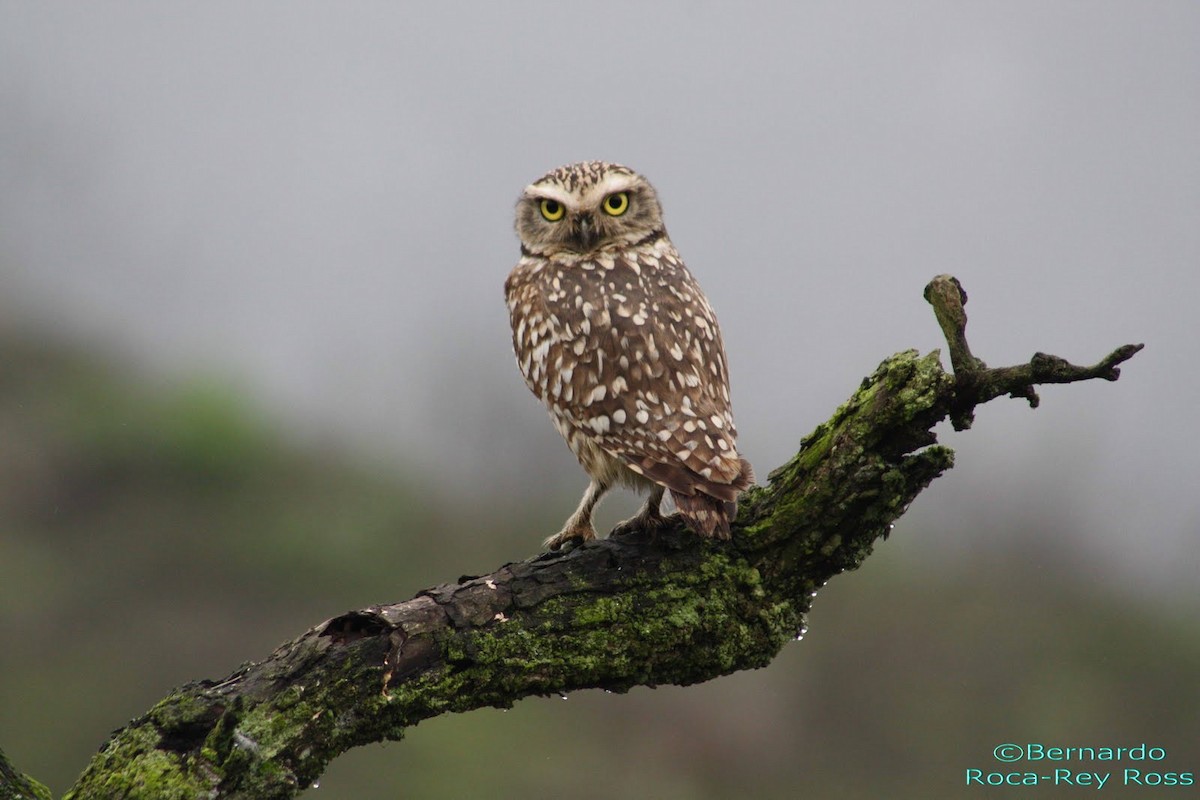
[506,161,753,551]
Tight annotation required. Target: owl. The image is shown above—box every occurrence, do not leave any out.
[505,161,753,551]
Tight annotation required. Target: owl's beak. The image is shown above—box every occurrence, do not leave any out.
[573,213,599,250]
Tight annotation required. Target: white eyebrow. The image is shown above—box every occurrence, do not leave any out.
[586,173,638,202]
[523,183,578,209]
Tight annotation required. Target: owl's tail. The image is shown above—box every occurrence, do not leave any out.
[670,457,755,540]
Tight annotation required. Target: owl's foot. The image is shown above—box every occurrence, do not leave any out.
[545,479,609,551]
[543,524,596,552]
[610,508,680,539]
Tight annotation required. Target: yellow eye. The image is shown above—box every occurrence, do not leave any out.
[539,199,565,221]
[602,191,629,216]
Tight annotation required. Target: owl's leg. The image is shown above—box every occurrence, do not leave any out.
[544,478,610,551]
[610,484,679,538]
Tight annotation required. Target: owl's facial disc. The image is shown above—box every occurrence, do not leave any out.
[516,162,663,256]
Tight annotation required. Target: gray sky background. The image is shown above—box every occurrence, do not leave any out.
[2,2,1196,591]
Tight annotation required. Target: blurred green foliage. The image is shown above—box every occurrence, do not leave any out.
[1,334,1196,798]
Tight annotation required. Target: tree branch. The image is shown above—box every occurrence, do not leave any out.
[0,747,51,800]
[57,276,1141,799]
[923,274,1144,429]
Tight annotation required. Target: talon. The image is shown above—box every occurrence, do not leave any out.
[543,526,595,552]
[611,510,679,538]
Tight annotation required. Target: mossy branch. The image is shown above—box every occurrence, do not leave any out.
[0,747,52,800]
[49,276,1139,799]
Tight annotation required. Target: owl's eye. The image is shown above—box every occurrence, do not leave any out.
[540,199,565,221]
[602,192,629,216]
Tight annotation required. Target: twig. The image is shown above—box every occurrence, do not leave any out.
[924,274,1143,430]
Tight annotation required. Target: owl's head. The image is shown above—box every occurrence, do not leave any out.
[515,161,664,256]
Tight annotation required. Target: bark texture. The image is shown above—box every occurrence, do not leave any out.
[6,276,1139,799]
